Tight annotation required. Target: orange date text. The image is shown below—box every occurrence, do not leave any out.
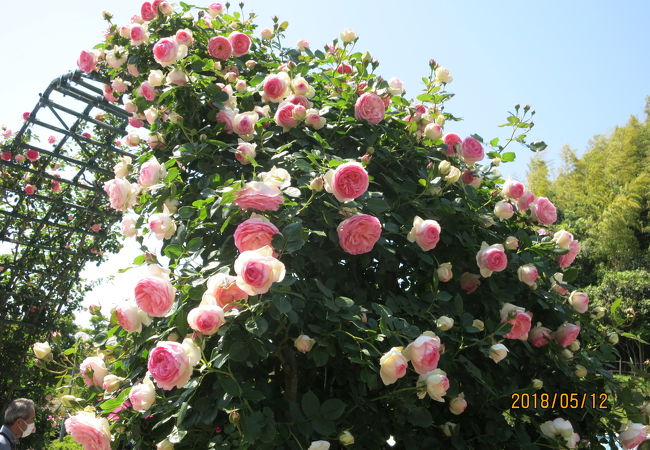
[511,392,609,410]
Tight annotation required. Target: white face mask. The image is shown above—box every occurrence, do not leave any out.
[20,421,36,438]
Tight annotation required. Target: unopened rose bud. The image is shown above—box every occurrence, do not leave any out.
[492,157,501,166]
[574,365,587,378]
[235,79,247,93]
[102,10,113,20]
[309,177,324,192]
[438,160,452,175]
[524,104,531,111]
[437,263,453,282]
[261,28,273,40]
[560,349,574,360]
[531,379,543,389]
[607,332,619,345]
[472,319,485,331]
[245,60,257,69]
[569,340,580,351]
[436,316,454,331]
[339,431,354,446]
[294,335,316,353]
[360,154,372,164]
[229,410,240,424]
[504,236,519,250]
[444,166,461,183]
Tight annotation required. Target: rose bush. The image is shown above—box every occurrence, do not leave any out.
[34,2,650,449]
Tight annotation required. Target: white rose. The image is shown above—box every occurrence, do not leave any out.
[33,342,52,360]
[436,316,454,331]
[340,28,357,43]
[489,343,508,363]
[294,335,316,353]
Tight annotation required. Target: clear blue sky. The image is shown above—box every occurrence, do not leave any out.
[0,0,648,181]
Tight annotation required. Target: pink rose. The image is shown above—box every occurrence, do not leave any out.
[569,291,589,314]
[528,323,552,347]
[24,184,35,195]
[138,157,165,187]
[262,73,291,103]
[153,38,179,66]
[274,102,298,131]
[500,303,532,340]
[530,197,557,225]
[461,169,481,188]
[129,377,156,412]
[208,36,232,60]
[407,216,441,251]
[216,108,235,133]
[233,111,258,138]
[337,214,382,255]
[235,142,257,165]
[287,94,311,109]
[494,201,514,220]
[619,423,648,450]
[449,393,468,415]
[1,152,10,161]
[203,273,249,311]
[208,2,224,16]
[134,275,176,317]
[187,305,225,335]
[517,264,538,287]
[459,272,481,293]
[502,179,525,199]
[148,341,193,390]
[552,230,574,250]
[138,81,157,101]
[234,246,286,295]
[103,178,137,211]
[175,29,194,46]
[557,239,581,268]
[305,109,326,130]
[337,64,353,74]
[460,137,484,165]
[476,242,508,277]
[65,413,111,450]
[26,149,39,162]
[554,323,581,347]
[379,347,408,386]
[443,133,462,156]
[234,216,280,253]
[228,32,251,57]
[141,2,155,20]
[516,189,535,211]
[323,162,369,203]
[77,50,98,73]
[233,181,284,211]
[421,369,449,402]
[354,93,386,125]
[130,24,148,45]
[149,213,176,239]
[48,135,57,144]
[403,333,441,374]
[115,301,146,333]
[80,356,108,387]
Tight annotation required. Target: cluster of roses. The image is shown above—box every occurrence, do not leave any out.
[1,126,64,195]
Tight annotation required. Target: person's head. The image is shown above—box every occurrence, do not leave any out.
[4,398,36,438]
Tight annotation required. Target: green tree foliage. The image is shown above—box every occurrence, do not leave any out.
[526,154,552,198]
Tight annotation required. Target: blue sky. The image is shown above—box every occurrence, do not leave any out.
[1,1,648,180]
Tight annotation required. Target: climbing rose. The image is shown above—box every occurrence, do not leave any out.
[460,137,484,165]
[437,263,453,282]
[569,291,589,314]
[234,215,280,253]
[552,230,574,250]
[419,369,449,402]
[115,301,149,333]
[516,189,535,211]
[530,197,557,225]
[147,341,193,390]
[138,156,165,187]
[233,181,284,211]
[337,214,382,255]
[500,303,532,340]
[488,344,508,363]
[262,73,291,103]
[234,246,286,295]
[403,332,441,375]
[528,324,552,347]
[354,92,386,124]
[65,412,111,450]
[443,133,462,156]
[233,111,258,139]
[379,347,408,386]
[449,393,467,415]
[208,36,232,60]
[103,178,138,211]
[558,239,581,268]
[202,273,248,311]
[77,50,98,73]
[80,356,108,387]
[149,213,176,240]
[187,305,225,335]
[517,264,538,287]
[235,141,257,165]
[152,37,178,66]
[274,102,298,130]
[129,377,156,412]
[407,216,441,251]
[324,162,369,203]
[501,178,525,199]
[294,335,316,353]
[619,423,648,450]
[134,272,176,317]
[175,28,193,45]
[554,323,581,347]
[228,32,251,56]
[459,272,480,293]
[476,242,508,277]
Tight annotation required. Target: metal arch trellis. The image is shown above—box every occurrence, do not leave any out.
[0,70,131,397]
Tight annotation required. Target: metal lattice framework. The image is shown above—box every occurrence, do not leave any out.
[0,71,129,396]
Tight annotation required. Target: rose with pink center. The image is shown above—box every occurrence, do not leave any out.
[232,111,258,138]
[554,323,581,347]
[77,50,98,73]
[407,216,441,251]
[234,246,286,295]
[443,133,462,156]
[379,347,408,386]
[152,38,178,66]
[138,157,165,187]
[103,178,137,211]
[274,103,298,131]
[530,196,557,225]
[79,356,108,387]
[235,142,257,165]
[65,413,111,450]
[354,92,386,125]
[528,324,552,347]
[147,341,193,390]
[557,239,581,268]
[134,275,176,317]
[26,149,39,162]
[228,32,251,57]
[403,333,441,374]
[323,162,369,203]
[138,81,156,101]
[517,264,538,286]
[459,272,481,293]
[141,2,155,20]
[500,304,532,340]
[130,25,147,45]
[476,243,508,277]
[233,181,284,211]
[216,108,235,133]
[502,179,525,199]
[208,36,232,60]
[187,305,225,335]
[460,137,484,165]
[337,214,382,255]
[516,189,535,211]
[234,216,280,253]
[115,301,146,333]
[203,273,249,311]
[175,29,193,46]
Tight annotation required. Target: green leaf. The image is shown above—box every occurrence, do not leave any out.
[273,297,292,314]
[164,244,184,259]
[133,254,145,265]
[620,332,650,345]
[320,398,346,420]
[187,237,204,252]
[408,406,433,427]
[501,152,516,162]
[301,391,320,419]
[610,297,622,316]
[178,206,195,219]
[245,316,268,336]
